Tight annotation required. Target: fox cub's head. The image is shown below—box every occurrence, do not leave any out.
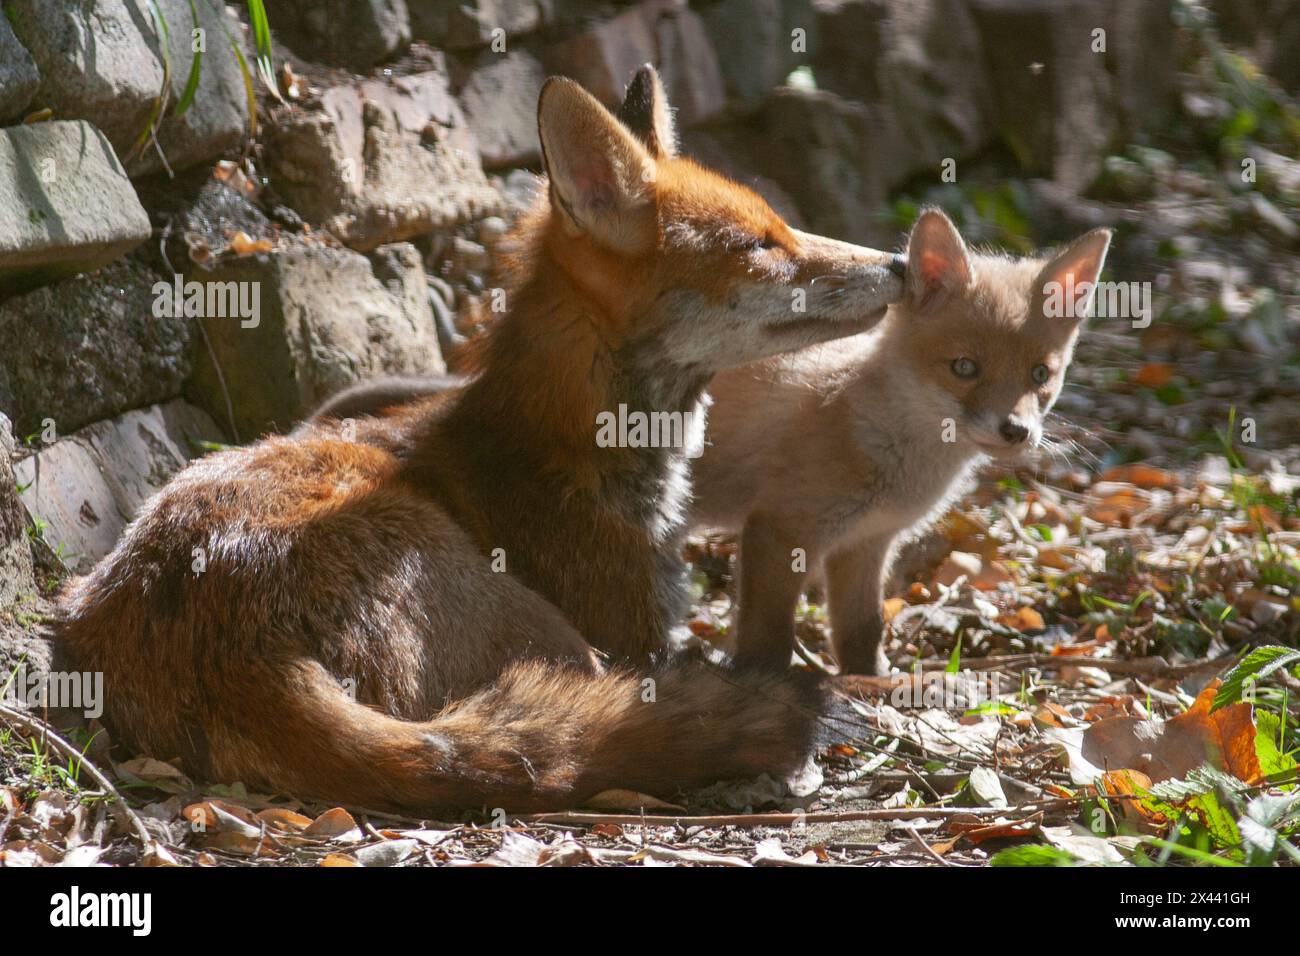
[535,67,903,375]
[893,208,1112,459]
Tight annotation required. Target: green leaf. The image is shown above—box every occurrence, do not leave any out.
[946,636,962,675]
[1213,645,1300,711]
[964,700,1020,718]
[1239,792,1300,865]
[1255,710,1297,777]
[990,844,1078,867]
[1189,790,1242,856]
[1148,764,1244,803]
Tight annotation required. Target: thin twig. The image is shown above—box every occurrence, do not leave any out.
[517,805,1035,829]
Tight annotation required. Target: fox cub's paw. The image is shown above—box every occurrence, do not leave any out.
[835,643,892,677]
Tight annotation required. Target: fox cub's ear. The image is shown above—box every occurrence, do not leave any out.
[616,64,678,160]
[538,77,657,254]
[906,208,972,310]
[1034,228,1113,322]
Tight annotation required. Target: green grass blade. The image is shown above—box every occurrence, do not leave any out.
[1141,837,1243,867]
[130,0,174,160]
[174,0,204,117]
[245,0,283,103]
[203,0,259,140]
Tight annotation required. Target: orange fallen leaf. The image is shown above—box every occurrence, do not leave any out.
[997,606,1045,631]
[1031,702,1075,728]
[257,807,314,831]
[1051,640,1103,657]
[941,814,1042,844]
[228,230,274,256]
[1080,680,1261,784]
[1037,547,1077,571]
[303,807,360,838]
[1099,769,1165,830]
[1131,362,1174,389]
[1088,491,1147,526]
[1101,462,1180,489]
[1085,695,1142,722]
[183,800,258,831]
[1246,505,1282,532]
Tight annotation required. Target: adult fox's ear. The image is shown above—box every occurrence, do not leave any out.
[538,76,657,254]
[1035,228,1113,322]
[905,208,971,310]
[616,64,678,160]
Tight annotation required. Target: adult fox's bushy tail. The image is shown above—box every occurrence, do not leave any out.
[231,659,826,813]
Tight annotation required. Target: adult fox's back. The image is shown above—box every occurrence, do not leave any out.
[55,68,901,813]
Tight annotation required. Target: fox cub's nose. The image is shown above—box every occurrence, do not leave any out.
[999,419,1031,445]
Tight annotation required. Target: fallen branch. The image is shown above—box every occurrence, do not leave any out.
[0,703,155,853]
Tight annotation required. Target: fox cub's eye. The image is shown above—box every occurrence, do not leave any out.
[950,357,979,379]
[1032,364,1052,385]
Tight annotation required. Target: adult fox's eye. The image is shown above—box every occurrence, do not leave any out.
[951,357,979,379]
[1032,363,1051,385]
[758,233,779,250]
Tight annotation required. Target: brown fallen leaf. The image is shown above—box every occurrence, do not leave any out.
[1080,680,1262,784]
[115,757,193,792]
[583,789,684,811]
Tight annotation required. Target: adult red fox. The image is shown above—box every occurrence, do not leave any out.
[55,67,903,813]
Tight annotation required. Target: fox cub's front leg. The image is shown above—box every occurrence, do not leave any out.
[733,511,809,669]
[824,537,895,676]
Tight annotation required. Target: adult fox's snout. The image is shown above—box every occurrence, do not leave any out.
[789,228,906,323]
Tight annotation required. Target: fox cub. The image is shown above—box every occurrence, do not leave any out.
[55,67,903,812]
[692,209,1112,675]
